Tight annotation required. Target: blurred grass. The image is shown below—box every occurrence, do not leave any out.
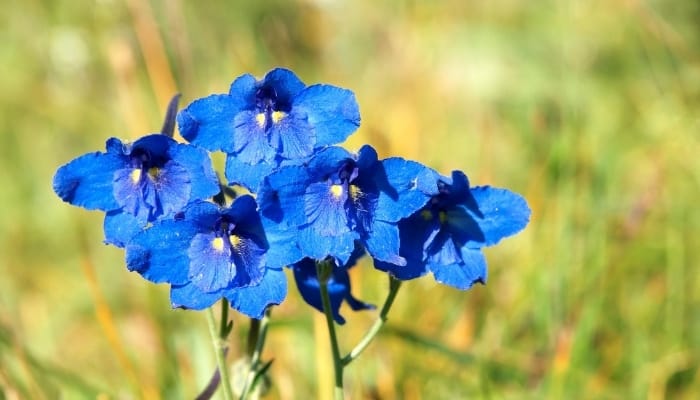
[1,0,699,398]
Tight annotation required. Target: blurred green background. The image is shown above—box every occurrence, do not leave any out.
[1,0,699,399]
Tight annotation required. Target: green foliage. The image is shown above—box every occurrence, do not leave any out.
[1,0,698,398]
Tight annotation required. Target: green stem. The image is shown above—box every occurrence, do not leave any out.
[206,304,234,400]
[342,276,402,366]
[239,311,271,400]
[316,260,345,400]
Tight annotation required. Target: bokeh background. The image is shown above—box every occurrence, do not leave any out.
[1,0,699,399]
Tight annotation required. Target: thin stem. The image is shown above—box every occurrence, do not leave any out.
[316,260,344,400]
[342,276,402,366]
[206,306,234,400]
[239,311,271,400]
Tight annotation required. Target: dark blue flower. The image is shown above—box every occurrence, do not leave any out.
[258,145,440,266]
[125,195,286,318]
[291,245,374,324]
[52,134,219,246]
[176,68,361,190]
[374,171,531,290]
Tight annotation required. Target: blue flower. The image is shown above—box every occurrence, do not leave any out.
[125,196,286,318]
[52,134,219,246]
[176,68,361,190]
[374,171,531,290]
[291,245,374,324]
[258,145,440,266]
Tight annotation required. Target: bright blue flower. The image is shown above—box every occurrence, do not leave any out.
[52,134,219,246]
[125,196,287,318]
[258,145,440,266]
[374,171,531,290]
[126,196,264,287]
[176,68,361,190]
[291,246,374,324]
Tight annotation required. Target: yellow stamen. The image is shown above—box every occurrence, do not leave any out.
[130,168,142,184]
[212,237,225,252]
[330,184,344,199]
[420,209,433,221]
[147,167,160,179]
[255,113,266,128]
[229,235,241,249]
[439,211,448,224]
[271,111,285,124]
[349,184,361,200]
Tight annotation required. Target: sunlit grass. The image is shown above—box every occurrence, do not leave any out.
[1,0,699,398]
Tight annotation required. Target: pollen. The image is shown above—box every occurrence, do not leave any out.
[271,111,285,124]
[147,167,160,179]
[212,237,225,252]
[229,234,242,249]
[330,184,344,199]
[349,184,361,200]
[255,113,266,128]
[420,209,433,221]
[130,168,142,185]
[439,211,448,224]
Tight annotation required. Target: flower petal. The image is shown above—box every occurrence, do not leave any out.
[456,186,531,248]
[168,142,220,201]
[188,232,236,292]
[125,218,198,285]
[304,181,348,236]
[225,156,275,192]
[293,84,360,147]
[268,110,314,160]
[170,282,222,310]
[232,110,277,163]
[53,150,125,211]
[177,94,240,153]
[262,68,306,100]
[363,220,405,266]
[103,210,145,248]
[373,156,440,222]
[225,267,287,319]
[430,247,487,290]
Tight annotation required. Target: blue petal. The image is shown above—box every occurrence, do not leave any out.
[373,156,440,222]
[188,232,237,292]
[149,160,192,217]
[268,110,314,160]
[372,212,437,280]
[297,226,358,265]
[227,73,258,107]
[125,218,198,285]
[258,165,310,227]
[426,230,463,266]
[225,156,275,192]
[103,210,145,248]
[177,94,239,153]
[455,186,531,248]
[112,167,151,221]
[304,181,348,236]
[232,110,277,163]
[262,68,306,100]
[168,142,220,200]
[171,282,222,310]
[225,267,287,319]
[292,257,373,325]
[53,150,125,211]
[430,247,487,290]
[261,217,304,268]
[293,84,360,147]
[306,146,353,179]
[363,220,405,266]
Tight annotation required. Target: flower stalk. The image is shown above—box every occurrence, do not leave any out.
[206,301,234,400]
[316,259,345,400]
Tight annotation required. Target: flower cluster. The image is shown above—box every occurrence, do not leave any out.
[53,68,530,322]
